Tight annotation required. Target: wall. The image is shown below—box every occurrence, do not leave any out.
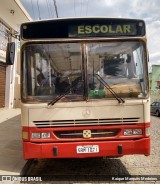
[150,65,160,103]
[0,64,6,107]
[0,0,32,108]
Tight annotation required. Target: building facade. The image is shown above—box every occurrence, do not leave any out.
[0,0,32,108]
[150,65,160,103]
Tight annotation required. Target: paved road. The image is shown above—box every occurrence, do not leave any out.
[21,116,160,184]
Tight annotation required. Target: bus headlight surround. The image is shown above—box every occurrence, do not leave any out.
[31,132,51,139]
[124,129,142,136]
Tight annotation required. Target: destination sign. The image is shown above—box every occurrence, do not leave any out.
[21,18,145,39]
[69,23,137,37]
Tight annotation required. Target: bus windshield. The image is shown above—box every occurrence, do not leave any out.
[22,41,148,102]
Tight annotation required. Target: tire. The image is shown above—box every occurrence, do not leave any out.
[156,110,160,117]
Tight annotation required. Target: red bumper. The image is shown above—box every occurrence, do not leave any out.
[23,138,150,159]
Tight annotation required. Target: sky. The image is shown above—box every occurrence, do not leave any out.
[20,0,160,70]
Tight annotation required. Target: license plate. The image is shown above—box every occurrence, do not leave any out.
[76,145,99,154]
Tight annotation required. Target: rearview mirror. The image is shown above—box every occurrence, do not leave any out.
[6,42,15,65]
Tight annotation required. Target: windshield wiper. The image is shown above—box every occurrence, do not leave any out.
[95,74,125,104]
[48,78,83,106]
[48,89,70,106]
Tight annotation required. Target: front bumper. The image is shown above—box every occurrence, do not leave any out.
[23,137,150,159]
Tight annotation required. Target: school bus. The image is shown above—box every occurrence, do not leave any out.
[9,18,150,159]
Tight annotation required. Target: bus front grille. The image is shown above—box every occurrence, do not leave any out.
[54,129,120,139]
[33,117,140,128]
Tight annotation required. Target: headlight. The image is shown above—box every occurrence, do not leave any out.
[41,132,50,138]
[31,133,41,139]
[124,129,132,135]
[133,129,142,135]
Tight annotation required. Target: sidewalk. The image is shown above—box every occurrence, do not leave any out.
[0,108,26,176]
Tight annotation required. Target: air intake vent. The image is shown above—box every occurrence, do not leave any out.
[33,117,140,128]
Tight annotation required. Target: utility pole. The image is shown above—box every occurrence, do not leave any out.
[37,0,41,20]
[53,0,58,18]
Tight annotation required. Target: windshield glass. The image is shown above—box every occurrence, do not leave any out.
[87,41,147,99]
[22,41,148,102]
[22,43,84,102]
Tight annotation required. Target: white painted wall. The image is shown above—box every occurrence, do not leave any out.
[0,0,32,108]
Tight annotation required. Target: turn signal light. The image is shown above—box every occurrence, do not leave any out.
[145,127,150,136]
[22,131,28,140]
